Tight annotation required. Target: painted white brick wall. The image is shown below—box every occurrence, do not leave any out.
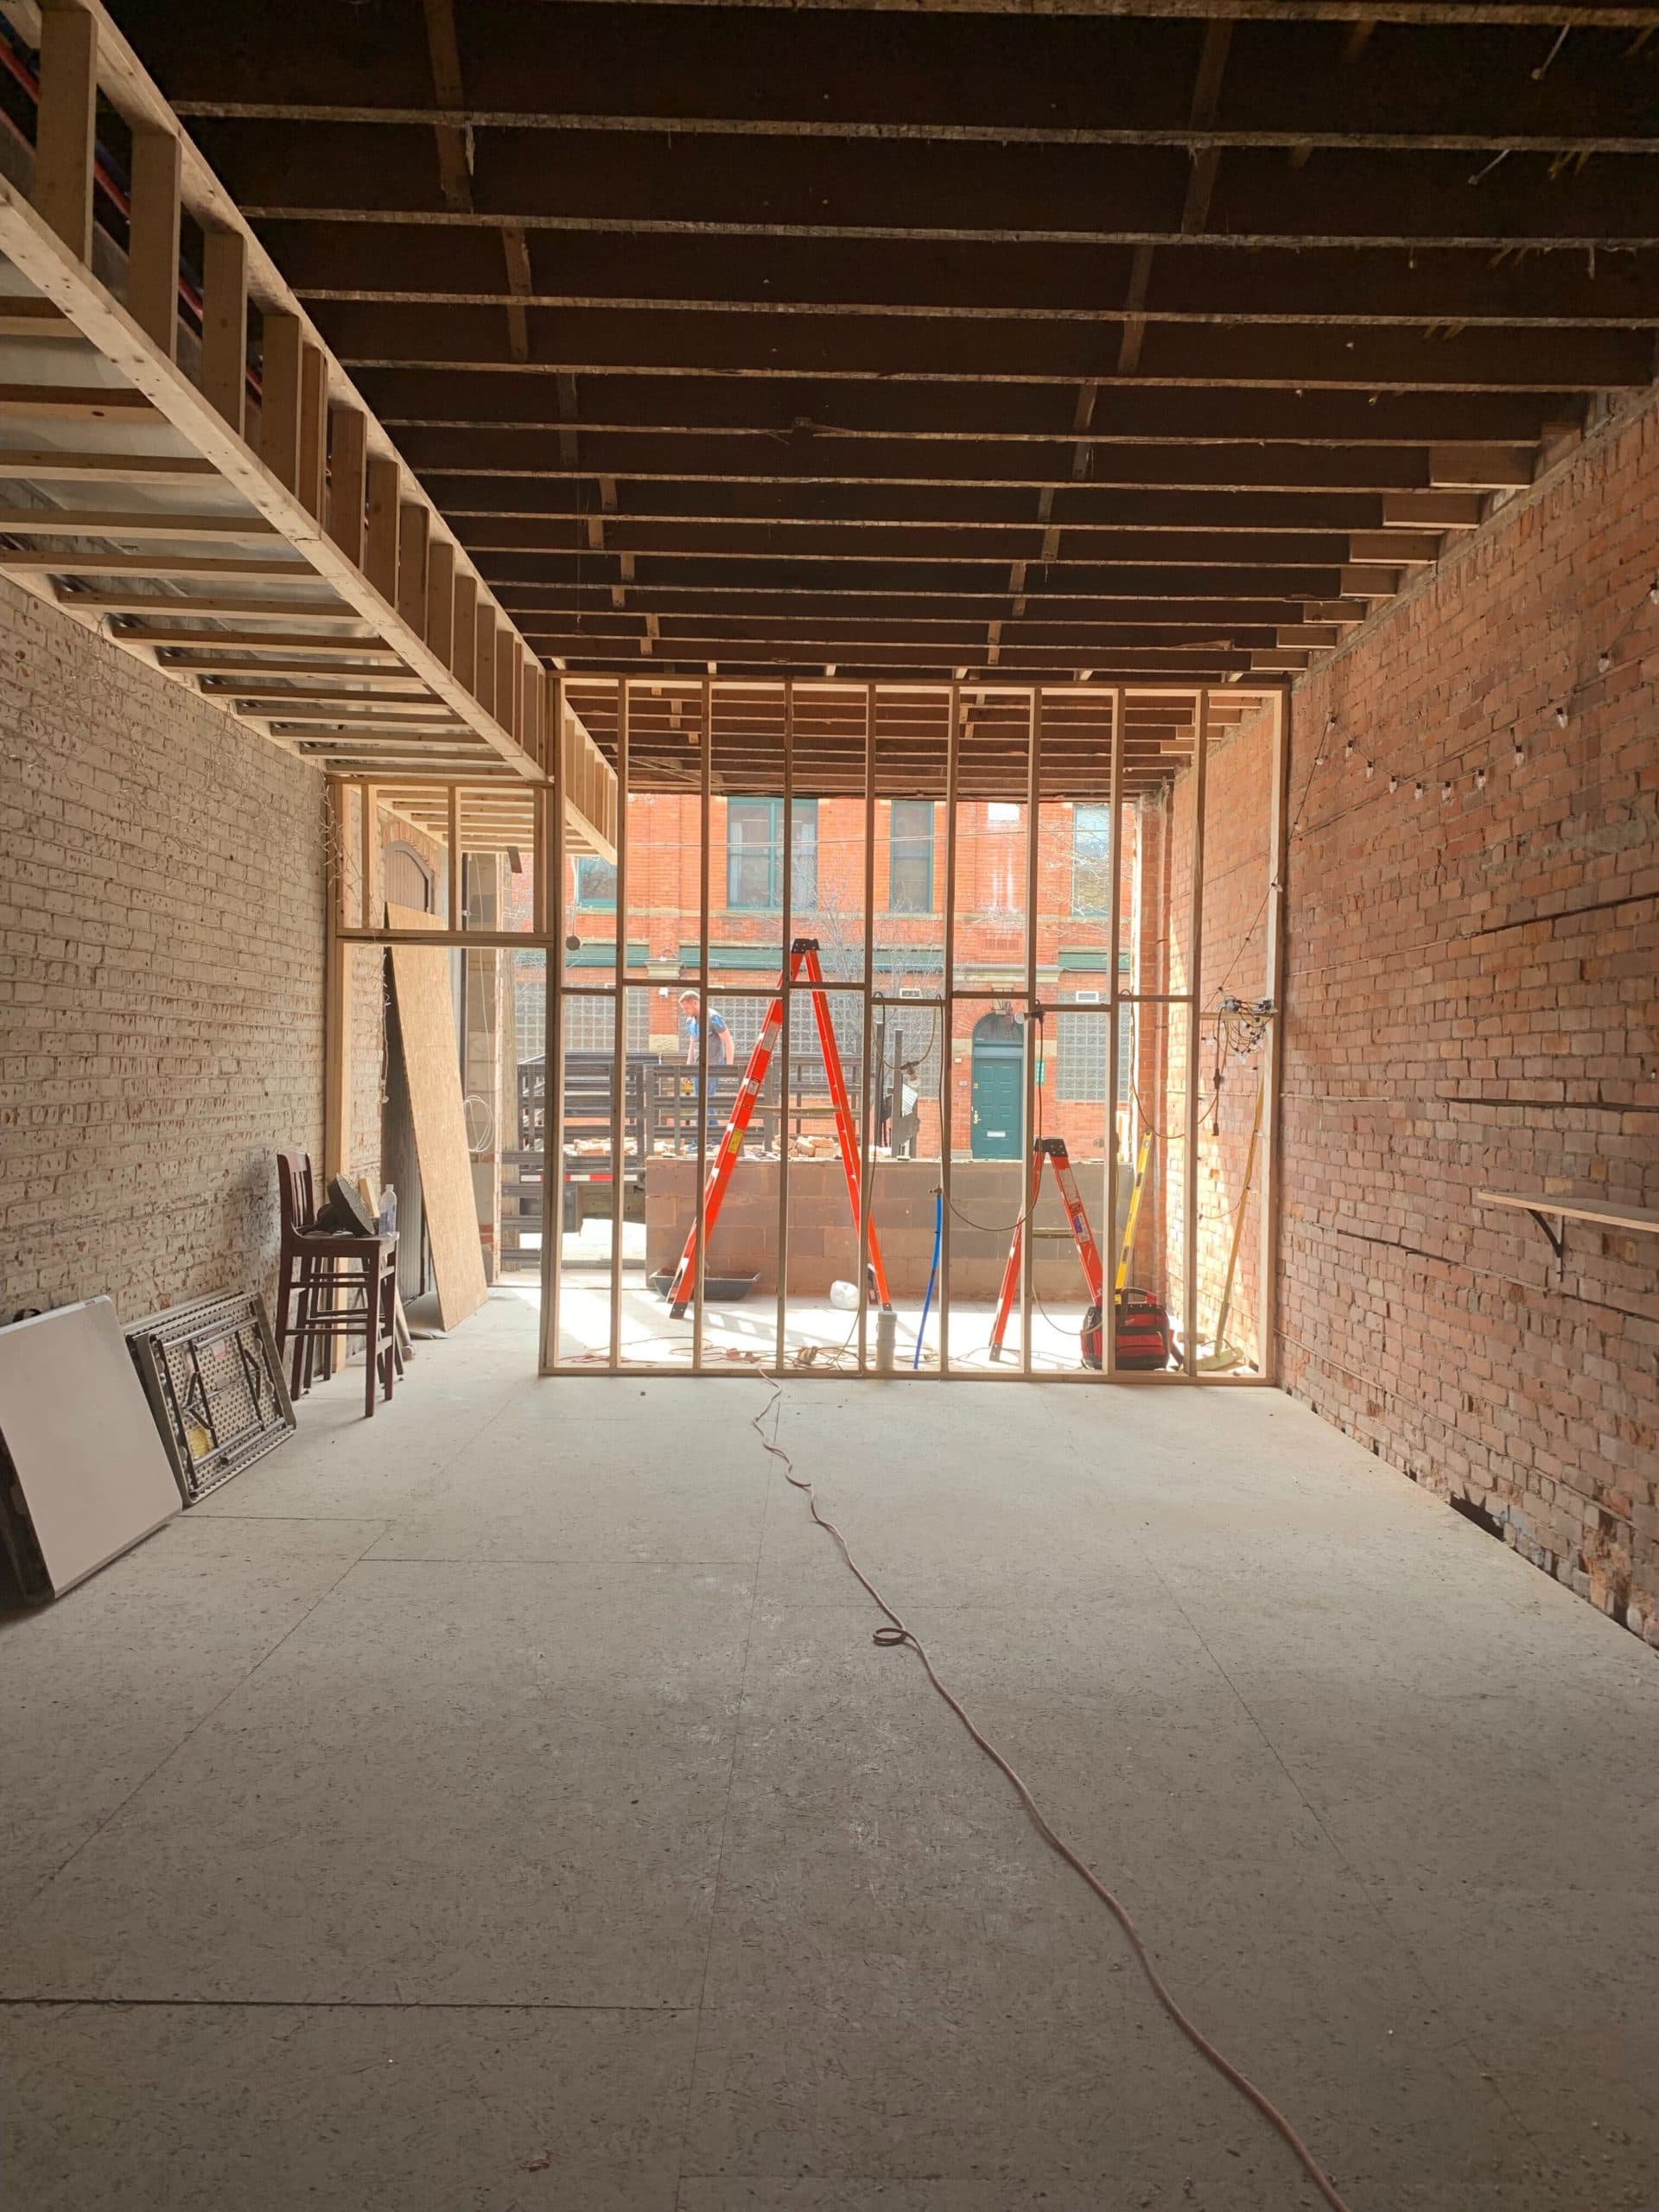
[0,575,328,1319]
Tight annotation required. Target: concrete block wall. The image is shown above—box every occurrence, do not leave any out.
[645,1155,1105,1300]
[0,575,329,1320]
[1205,393,1659,1645]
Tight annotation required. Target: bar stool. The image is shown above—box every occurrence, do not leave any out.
[274,1151,399,1417]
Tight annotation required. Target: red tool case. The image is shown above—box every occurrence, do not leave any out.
[1081,1289,1173,1371]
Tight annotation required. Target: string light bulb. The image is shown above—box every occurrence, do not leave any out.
[1389,774,1399,793]
[1441,780,1453,800]
[1476,766,1488,790]
[1554,703,1569,728]
[1597,651,1611,675]
[1513,741,1526,767]
[1364,759,1376,779]
[1414,780,1425,800]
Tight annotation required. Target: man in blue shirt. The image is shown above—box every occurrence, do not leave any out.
[679,990,734,1135]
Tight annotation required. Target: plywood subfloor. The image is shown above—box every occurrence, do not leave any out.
[2,1291,1655,2210]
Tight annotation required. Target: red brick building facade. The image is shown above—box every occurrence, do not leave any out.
[518,792,1141,1160]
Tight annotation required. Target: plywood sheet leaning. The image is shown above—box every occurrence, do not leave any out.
[385,899,488,1331]
[0,1298,180,1599]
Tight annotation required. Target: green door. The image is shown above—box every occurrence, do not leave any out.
[970,1013,1025,1159]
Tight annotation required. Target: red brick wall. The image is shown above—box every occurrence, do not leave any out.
[1160,707,1279,1366]
[1272,397,1659,1648]
[0,578,328,1321]
[556,794,1135,1156]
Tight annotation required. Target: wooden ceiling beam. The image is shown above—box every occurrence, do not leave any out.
[471,531,1355,570]
[0,505,279,537]
[553,645,1255,673]
[4,550,318,577]
[54,587,363,618]
[118,624,404,652]
[67,0,1611,702]
[313,305,1652,388]
[124,1,1659,136]
[162,652,428,677]
[0,448,217,480]
[519,619,1289,646]
[261,226,1659,328]
[0,382,156,417]
[215,127,1659,249]
[451,489,1395,535]
[402,436,1518,495]
[200,682,447,706]
[495,571,1344,603]
[365,370,1566,444]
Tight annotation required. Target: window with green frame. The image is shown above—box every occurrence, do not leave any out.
[572,855,617,908]
[887,800,934,913]
[1071,804,1113,916]
[726,798,818,910]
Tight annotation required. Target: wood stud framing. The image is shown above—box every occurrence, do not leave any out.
[35,3,98,264]
[0,0,616,866]
[126,128,181,356]
[199,228,247,434]
[352,676,1287,1382]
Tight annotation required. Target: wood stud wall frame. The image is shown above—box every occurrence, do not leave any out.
[361,676,1296,1383]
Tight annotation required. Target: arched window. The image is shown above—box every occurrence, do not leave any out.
[385,841,436,915]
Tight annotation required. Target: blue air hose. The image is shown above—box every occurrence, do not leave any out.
[913,1188,944,1369]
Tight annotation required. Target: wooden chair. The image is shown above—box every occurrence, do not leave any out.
[274,1151,398,1418]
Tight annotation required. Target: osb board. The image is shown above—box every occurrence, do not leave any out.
[385,900,488,1331]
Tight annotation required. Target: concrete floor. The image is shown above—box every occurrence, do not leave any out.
[2,1292,1655,2210]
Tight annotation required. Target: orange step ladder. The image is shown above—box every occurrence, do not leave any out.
[988,1136,1103,1362]
[658,938,892,1319]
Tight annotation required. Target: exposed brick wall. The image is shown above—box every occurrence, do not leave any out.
[1160,707,1279,1368]
[0,578,328,1320]
[1265,395,1658,1647]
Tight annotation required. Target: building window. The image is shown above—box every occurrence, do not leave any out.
[887,801,934,913]
[1071,805,1113,916]
[385,841,436,916]
[573,855,617,908]
[712,988,860,1084]
[563,993,649,1056]
[1054,995,1134,1106]
[726,798,818,911]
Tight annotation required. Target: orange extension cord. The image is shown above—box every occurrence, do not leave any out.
[751,1383,1357,2212]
